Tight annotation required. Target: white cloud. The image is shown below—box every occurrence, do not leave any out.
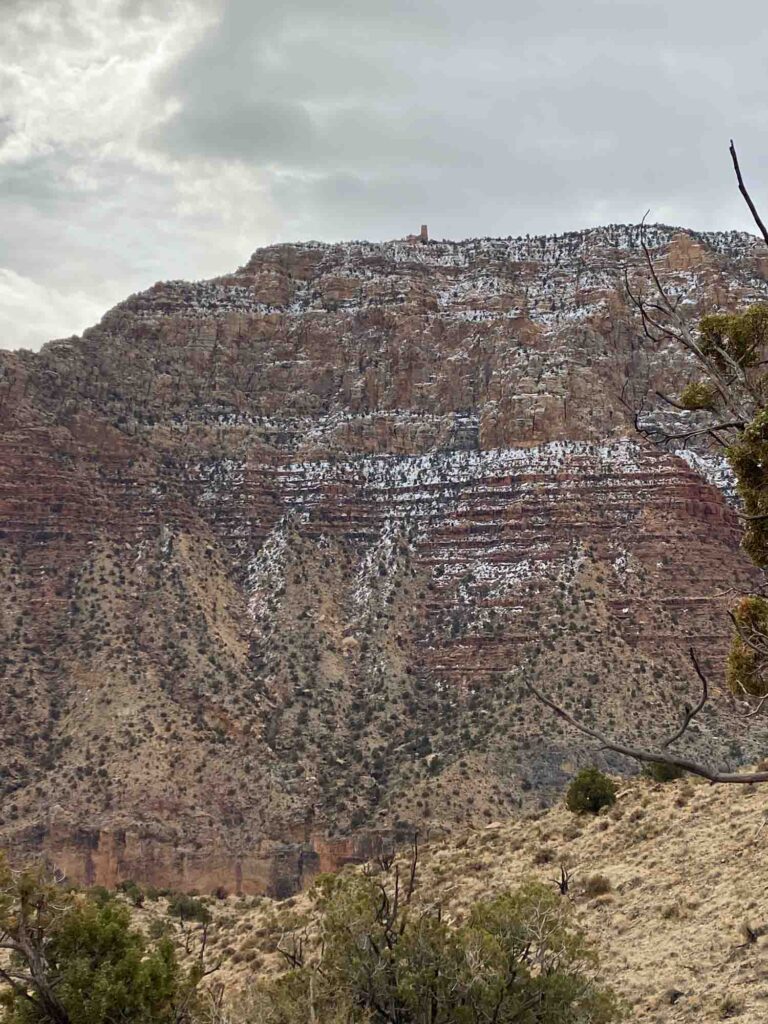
[0,268,113,351]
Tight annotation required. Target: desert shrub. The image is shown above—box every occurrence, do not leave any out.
[582,874,612,897]
[167,893,212,924]
[250,870,621,1024]
[565,768,616,815]
[84,884,113,908]
[718,993,744,1019]
[533,845,557,865]
[144,885,169,901]
[148,918,172,940]
[660,901,682,920]
[643,761,685,783]
[117,879,145,906]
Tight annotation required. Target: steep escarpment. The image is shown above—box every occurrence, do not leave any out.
[1,225,767,895]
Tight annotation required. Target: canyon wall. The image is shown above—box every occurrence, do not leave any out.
[1,225,767,894]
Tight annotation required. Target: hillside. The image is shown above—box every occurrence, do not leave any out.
[1,224,768,894]
[139,773,768,1024]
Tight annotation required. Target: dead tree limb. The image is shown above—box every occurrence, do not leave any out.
[661,649,709,748]
[405,832,419,905]
[525,648,768,785]
[733,680,768,719]
[551,862,576,897]
[730,140,768,248]
[727,610,768,658]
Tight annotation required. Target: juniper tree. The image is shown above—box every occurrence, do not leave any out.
[249,847,621,1024]
[0,856,202,1024]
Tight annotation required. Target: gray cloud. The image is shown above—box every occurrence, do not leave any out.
[2,0,768,349]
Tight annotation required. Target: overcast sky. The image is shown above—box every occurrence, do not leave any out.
[2,0,767,350]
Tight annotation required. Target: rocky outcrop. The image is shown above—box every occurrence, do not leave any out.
[4,820,396,898]
[1,225,766,895]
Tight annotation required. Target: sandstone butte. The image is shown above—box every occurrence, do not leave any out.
[1,223,767,897]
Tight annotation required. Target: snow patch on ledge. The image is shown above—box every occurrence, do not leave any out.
[674,449,738,505]
[279,438,660,497]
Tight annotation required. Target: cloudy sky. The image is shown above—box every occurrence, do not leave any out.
[2,0,767,350]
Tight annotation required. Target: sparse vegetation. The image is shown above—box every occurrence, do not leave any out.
[5,150,768,1023]
[718,994,745,1019]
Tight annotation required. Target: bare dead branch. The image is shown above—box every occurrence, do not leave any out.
[0,966,40,1008]
[733,679,768,719]
[276,929,306,969]
[650,420,744,443]
[525,669,768,784]
[730,140,768,249]
[661,649,709,748]
[728,610,768,658]
[376,847,396,873]
[405,832,419,905]
[654,391,690,411]
[626,216,755,420]
[551,862,576,897]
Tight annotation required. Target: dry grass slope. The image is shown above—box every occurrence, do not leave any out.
[132,773,768,1023]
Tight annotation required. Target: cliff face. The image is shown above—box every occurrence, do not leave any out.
[1,225,766,895]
